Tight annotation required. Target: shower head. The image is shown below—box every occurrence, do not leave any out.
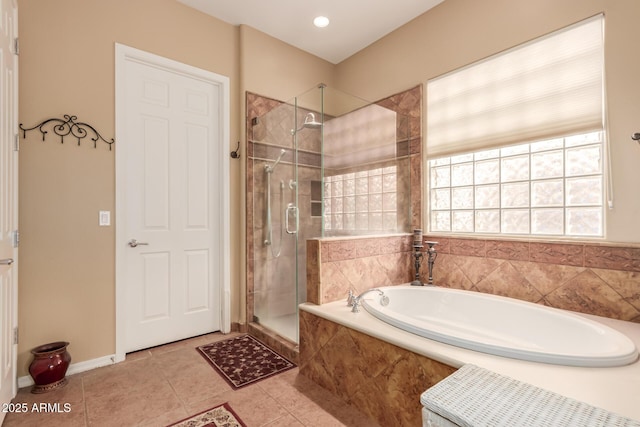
[302,112,322,129]
[293,112,322,133]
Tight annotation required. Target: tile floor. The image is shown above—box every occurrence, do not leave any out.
[3,332,381,427]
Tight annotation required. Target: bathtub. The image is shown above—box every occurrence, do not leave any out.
[360,285,638,367]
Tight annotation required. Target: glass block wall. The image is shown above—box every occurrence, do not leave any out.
[428,131,604,237]
[324,166,398,233]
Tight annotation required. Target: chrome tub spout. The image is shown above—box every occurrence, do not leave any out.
[349,288,389,313]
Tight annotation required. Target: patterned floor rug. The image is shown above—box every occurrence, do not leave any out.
[197,334,296,389]
[167,402,246,427]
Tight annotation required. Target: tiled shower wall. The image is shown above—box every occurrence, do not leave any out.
[245,86,423,346]
[377,85,423,230]
[307,234,640,323]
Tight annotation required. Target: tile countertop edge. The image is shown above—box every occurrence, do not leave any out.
[299,301,640,421]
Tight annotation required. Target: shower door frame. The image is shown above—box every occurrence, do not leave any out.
[246,85,424,349]
[247,95,302,344]
[246,89,325,346]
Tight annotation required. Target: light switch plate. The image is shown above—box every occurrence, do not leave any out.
[99,210,111,226]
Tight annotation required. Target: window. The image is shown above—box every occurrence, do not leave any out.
[324,167,397,233]
[429,131,603,236]
[426,15,605,238]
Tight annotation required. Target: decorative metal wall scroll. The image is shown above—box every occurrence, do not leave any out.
[19,114,114,150]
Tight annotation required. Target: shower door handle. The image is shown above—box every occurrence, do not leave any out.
[285,203,298,235]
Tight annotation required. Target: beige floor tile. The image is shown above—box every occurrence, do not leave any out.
[3,376,86,427]
[181,395,229,422]
[84,380,183,427]
[156,347,233,406]
[261,413,305,427]
[5,332,380,427]
[2,407,86,427]
[216,385,290,427]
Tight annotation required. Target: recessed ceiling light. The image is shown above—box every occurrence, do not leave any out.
[313,16,330,28]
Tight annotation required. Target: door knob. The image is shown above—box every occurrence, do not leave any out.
[128,239,149,248]
[0,258,14,265]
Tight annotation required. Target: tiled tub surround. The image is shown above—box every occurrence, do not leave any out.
[428,236,640,323]
[299,310,456,426]
[299,299,640,425]
[308,234,640,323]
[302,234,640,425]
[306,235,414,305]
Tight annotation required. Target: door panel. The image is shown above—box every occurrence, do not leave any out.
[141,252,170,320]
[120,52,222,353]
[186,125,209,228]
[142,117,170,229]
[185,249,210,312]
[0,0,18,421]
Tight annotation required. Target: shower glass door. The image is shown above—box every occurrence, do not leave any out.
[250,85,323,343]
[251,100,299,343]
[250,83,410,344]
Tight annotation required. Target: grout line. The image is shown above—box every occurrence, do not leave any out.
[81,376,89,427]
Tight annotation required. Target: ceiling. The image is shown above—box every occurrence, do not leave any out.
[177,0,446,64]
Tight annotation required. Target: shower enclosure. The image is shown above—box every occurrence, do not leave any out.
[247,84,412,344]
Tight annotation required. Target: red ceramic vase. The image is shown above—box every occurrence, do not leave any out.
[28,341,71,393]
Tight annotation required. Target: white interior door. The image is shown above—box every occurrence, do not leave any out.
[0,0,18,421]
[116,45,230,353]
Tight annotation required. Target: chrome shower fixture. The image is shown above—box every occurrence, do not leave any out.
[264,149,287,258]
[292,112,322,134]
[302,112,322,129]
[265,149,286,174]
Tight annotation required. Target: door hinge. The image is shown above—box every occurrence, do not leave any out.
[13,37,19,55]
[13,327,18,345]
[12,230,19,248]
[14,133,19,151]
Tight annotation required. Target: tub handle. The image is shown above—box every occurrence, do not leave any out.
[347,290,356,307]
[380,295,390,306]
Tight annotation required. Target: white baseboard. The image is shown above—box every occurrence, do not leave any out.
[18,354,117,389]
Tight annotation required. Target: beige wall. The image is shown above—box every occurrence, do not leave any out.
[239,25,336,103]
[16,0,242,376]
[336,0,640,243]
[17,0,640,377]
[17,0,336,377]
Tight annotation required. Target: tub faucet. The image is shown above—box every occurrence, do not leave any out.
[346,289,356,307]
[350,288,389,313]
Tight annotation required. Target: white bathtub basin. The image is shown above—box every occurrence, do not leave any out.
[361,285,638,367]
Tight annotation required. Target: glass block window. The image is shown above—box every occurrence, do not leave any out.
[428,131,604,237]
[324,166,397,233]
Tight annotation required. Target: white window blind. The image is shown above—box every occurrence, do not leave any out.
[426,14,604,157]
